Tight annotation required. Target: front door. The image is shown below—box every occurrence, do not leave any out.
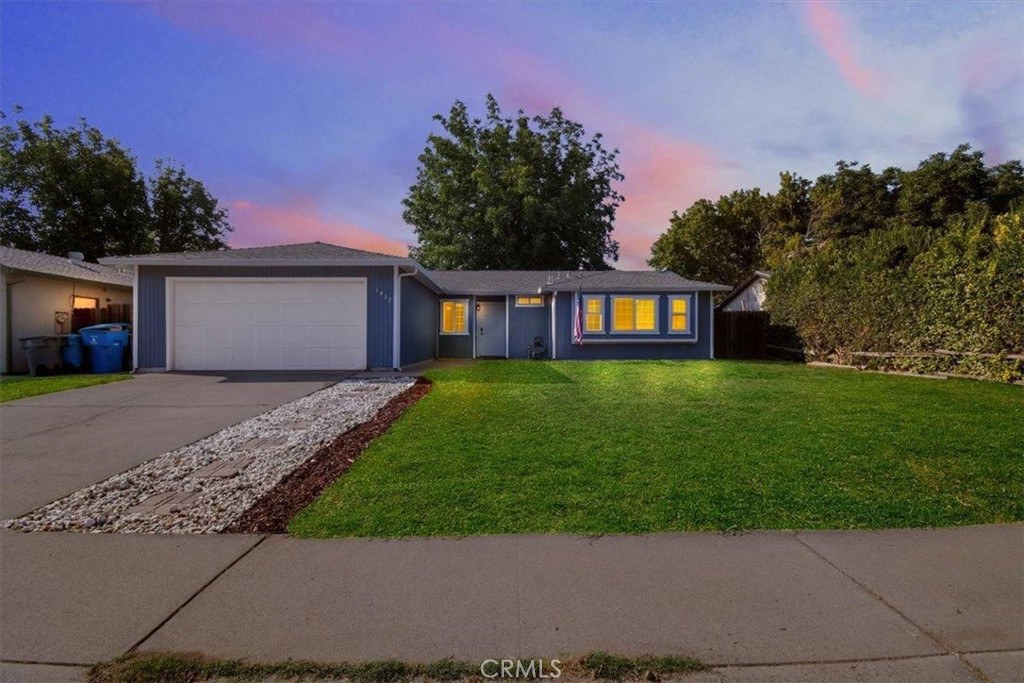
[476,300,506,357]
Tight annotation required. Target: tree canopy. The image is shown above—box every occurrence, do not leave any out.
[403,95,623,270]
[1,112,231,261]
[649,144,1023,285]
[647,143,1024,380]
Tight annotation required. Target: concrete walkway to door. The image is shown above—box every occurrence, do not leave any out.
[1,524,1021,682]
[0,372,352,519]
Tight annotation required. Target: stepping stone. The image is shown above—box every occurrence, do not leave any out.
[191,457,252,479]
[238,435,287,451]
[281,419,314,430]
[127,492,199,516]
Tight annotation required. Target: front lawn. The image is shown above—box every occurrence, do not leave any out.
[290,361,1023,537]
[0,373,130,403]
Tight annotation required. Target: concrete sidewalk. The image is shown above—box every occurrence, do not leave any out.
[1,524,1021,682]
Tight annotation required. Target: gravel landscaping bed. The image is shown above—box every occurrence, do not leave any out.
[2,377,415,534]
[226,378,432,534]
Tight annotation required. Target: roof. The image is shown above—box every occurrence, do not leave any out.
[0,246,133,287]
[429,269,731,294]
[716,270,772,309]
[98,241,731,294]
[99,241,401,265]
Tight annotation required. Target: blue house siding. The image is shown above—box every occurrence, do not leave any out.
[400,276,436,366]
[508,295,550,359]
[437,295,475,358]
[136,265,395,369]
[552,290,714,360]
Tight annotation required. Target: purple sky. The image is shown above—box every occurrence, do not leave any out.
[3,1,1022,268]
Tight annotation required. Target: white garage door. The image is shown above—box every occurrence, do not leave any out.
[170,278,367,371]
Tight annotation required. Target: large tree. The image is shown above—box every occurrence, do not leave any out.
[1,112,231,260]
[649,144,1024,287]
[648,189,771,285]
[403,95,623,270]
[148,160,231,253]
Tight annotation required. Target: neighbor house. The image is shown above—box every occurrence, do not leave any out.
[718,270,771,312]
[1,246,134,373]
[100,242,730,372]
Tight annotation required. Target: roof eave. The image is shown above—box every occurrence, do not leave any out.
[2,265,133,288]
[99,256,420,268]
[542,284,733,293]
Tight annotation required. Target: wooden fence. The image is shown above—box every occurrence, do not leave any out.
[714,310,769,360]
[72,303,132,332]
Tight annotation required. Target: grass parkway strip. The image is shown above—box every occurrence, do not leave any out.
[88,652,707,683]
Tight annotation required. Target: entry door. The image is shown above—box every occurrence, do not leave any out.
[476,300,506,357]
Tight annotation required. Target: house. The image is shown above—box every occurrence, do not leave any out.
[1,246,134,373]
[99,242,731,372]
[718,270,771,312]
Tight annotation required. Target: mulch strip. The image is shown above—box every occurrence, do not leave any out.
[223,378,432,535]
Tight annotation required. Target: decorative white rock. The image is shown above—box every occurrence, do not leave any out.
[3,378,414,534]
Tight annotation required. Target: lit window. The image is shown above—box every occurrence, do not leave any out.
[669,296,690,333]
[440,300,468,334]
[612,298,634,331]
[73,296,99,309]
[516,295,543,307]
[584,296,604,332]
[612,296,658,333]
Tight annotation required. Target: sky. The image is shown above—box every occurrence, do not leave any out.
[2,1,1022,269]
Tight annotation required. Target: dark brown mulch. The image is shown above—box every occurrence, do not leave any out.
[223,378,432,535]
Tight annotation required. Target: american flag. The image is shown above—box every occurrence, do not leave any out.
[572,290,583,344]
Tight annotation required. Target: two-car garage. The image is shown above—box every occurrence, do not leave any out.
[103,243,435,372]
[167,278,368,371]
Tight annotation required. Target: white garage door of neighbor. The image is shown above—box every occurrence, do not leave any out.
[170,278,368,371]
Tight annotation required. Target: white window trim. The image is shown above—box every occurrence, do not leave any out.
[439,298,470,336]
[610,295,660,334]
[667,294,695,335]
[514,295,544,308]
[582,294,606,334]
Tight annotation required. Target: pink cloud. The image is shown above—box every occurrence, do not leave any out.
[229,197,409,256]
[137,1,362,58]
[614,130,722,269]
[141,2,725,268]
[802,0,885,99]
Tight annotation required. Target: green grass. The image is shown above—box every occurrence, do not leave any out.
[0,372,130,402]
[89,652,706,682]
[290,360,1024,537]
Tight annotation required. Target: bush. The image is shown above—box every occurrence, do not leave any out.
[766,207,1024,382]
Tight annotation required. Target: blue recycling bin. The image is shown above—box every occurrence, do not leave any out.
[78,324,130,373]
[60,334,84,370]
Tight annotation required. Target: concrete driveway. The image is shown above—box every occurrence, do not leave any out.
[0,372,351,519]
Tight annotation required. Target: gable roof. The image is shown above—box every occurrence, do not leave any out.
[429,269,731,294]
[0,246,133,287]
[98,241,730,294]
[99,241,402,265]
[716,270,771,309]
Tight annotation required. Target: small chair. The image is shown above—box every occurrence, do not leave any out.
[528,336,547,360]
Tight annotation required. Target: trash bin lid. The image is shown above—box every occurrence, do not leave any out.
[79,323,131,332]
[19,336,60,347]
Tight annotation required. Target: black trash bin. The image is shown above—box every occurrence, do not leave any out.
[20,336,61,376]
